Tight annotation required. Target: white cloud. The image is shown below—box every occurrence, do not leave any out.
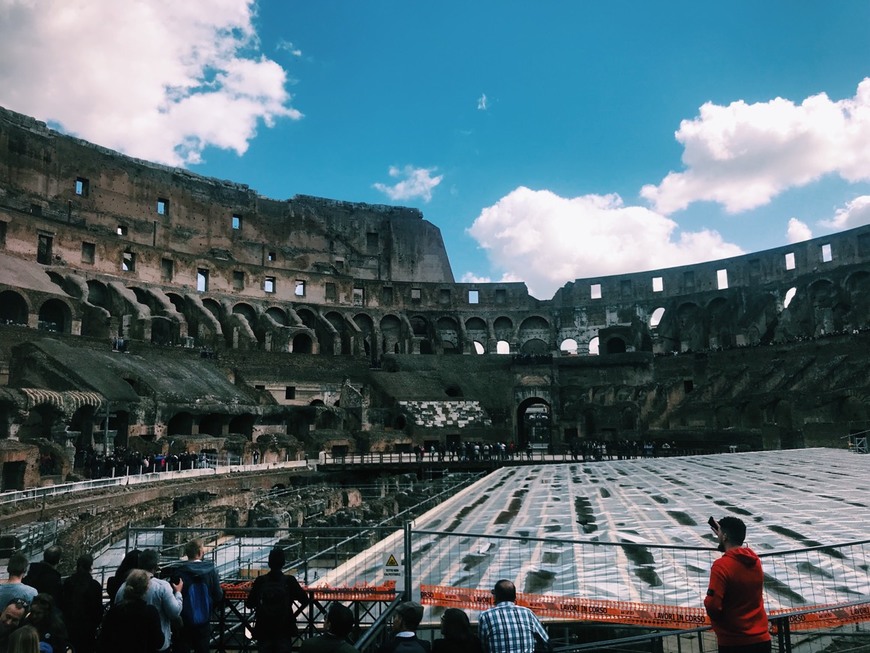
[277,40,303,57]
[786,218,813,243]
[0,0,301,166]
[373,165,443,203]
[477,93,488,110]
[467,187,743,299]
[820,195,870,230]
[641,79,870,214]
[460,272,520,284]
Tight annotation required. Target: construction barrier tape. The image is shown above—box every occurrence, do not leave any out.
[420,584,870,632]
[221,580,397,603]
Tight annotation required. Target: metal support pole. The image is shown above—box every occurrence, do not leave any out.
[403,521,412,601]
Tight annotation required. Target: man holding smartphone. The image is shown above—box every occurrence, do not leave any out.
[704,517,771,653]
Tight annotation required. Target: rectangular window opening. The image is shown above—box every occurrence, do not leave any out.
[295,280,306,297]
[352,287,364,306]
[232,214,242,230]
[382,286,394,303]
[267,251,276,262]
[495,288,507,304]
[785,252,796,270]
[716,268,728,290]
[232,271,244,291]
[284,386,296,400]
[366,232,379,251]
[157,198,169,216]
[652,276,664,293]
[411,288,421,302]
[30,204,42,216]
[590,283,602,300]
[37,234,53,265]
[439,288,451,305]
[684,379,694,394]
[117,225,128,236]
[197,268,209,292]
[325,282,337,301]
[821,243,832,263]
[264,276,276,293]
[468,289,479,304]
[122,250,136,272]
[161,258,174,282]
[75,177,89,197]
[81,242,95,264]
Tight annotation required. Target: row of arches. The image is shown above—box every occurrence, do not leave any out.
[4,267,869,357]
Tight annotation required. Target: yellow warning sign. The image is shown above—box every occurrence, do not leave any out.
[386,554,399,566]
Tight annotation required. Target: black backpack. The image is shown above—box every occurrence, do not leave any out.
[255,574,293,635]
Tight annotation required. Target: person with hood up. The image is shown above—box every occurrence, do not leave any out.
[704,516,771,653]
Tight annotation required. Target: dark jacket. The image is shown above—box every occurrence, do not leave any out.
[60,570,104,653]
[167,559,223,626]
[23,562,62,605]
[245,571,309,639]
[378,634,431,653]
[97,598,164,653]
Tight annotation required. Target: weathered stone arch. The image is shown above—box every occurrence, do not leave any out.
[0,290,29,325]
[325,311,351,355]
[292,332,313,354]
[381,314,403,354]
[266,306,288,326]
[605,337,626,354]
[167,412,194,436]
[38,298,72,333]
[520,338,548,354]
[436,316,460,353]
[559,338,578,355]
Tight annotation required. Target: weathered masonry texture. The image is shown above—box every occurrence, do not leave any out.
[1,105,868,489]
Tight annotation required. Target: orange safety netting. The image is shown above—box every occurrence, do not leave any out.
[420,584,870,632]
[221,580,397,603]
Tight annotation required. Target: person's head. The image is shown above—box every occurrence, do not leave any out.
[115,549,141,577]
[326,603,354,638]
[124,569,150,601]
[440,608,473,640]
[42,546,62,567]
[716,516,747,551]
[492,579,516,604]
[7,624,38,653]
[184,539,204,561]
[75,553,93,574]
[27,595,53,627]
[0,599,28,628]
[392,601,423,633]
[139,549,160,573]
[268,547,285,571]
[7,553,28,579]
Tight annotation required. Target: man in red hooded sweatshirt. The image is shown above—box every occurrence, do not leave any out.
[705,516,771,653]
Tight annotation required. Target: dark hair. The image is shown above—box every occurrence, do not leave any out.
[267,547,285,571]
[718,516,747,545]
[75,553,94,573]
[492,579,516,603]
[327,603,354,638]
[139,549,160,573]
[115,550,141,578]
[184,539,204,560]
[7,553,28,578]
[440,608,474,641]
[395,601,423,630]
[43,545,62,567]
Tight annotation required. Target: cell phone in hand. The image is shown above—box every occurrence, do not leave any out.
[708,516,718,532]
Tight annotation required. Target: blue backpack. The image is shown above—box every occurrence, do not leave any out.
[179,570,212,626]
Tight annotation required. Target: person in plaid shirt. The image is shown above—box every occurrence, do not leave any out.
[477,580,548,653]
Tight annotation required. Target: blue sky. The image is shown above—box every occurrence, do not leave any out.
[2,1,870,298]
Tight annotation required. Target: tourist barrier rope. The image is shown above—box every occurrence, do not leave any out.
[420,584,870,631]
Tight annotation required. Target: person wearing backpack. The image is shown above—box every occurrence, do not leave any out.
[245,548,310,653]
[168,539,223,653]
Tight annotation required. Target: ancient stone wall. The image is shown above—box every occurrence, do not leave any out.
[1,104,869,484]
